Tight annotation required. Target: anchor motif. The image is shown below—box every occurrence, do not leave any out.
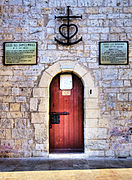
[55,6,82,46]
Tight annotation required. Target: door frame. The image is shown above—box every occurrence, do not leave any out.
[31,60,99,156]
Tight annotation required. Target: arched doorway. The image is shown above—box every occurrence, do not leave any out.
[49,73,84,153]
[31,60,99,156]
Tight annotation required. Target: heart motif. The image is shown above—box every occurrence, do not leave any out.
[59,24,78,40]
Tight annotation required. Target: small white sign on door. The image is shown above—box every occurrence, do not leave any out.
[60,74,72,90]
[62,91,71,96]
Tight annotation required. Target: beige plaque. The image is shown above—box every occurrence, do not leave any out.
[62,91,71,96]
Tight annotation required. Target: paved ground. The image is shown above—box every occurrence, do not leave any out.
[0,168,132,180]
[0,157,132,172]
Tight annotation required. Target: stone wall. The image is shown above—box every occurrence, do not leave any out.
[0,0,132,158]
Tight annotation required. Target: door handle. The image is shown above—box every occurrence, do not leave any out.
[50,112,69,115]
[49,112,69,128]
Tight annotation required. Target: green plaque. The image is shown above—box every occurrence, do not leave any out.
[99,41,128,65]
[4,42,37,65]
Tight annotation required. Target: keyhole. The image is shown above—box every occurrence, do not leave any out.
[53,103,54,108]
[90,89,92,94]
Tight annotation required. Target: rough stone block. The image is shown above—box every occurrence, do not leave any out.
[1,140,14,148]
[33,151,48,157]
[15,119,26,129]
[3,34,13,40]
[30,98,38,111]
[102,69,118,80]
[47,44,56,50]
[12,88,20,95]
[10,103,20,112]
[99,7,113,13]
[6,129,12,139]
[23,0,35,6]
[117,151,130,158]
[99,119,109,128]
[47,28,54,34]
[110,27,124,33]
[85,119,99,128]
[79,0,104,6]
[46,62,61,76]
[119,69,132,79]
[86,128,108,139]
[1,103,9,111]
[85,7,98,14]
[91,34,99,40]
[12,128,25,139]
[85,109,100,119]
[105,150,115,157]
[38,98,49,112]
[0,129,5,138]
[0,71,13,76]
[21,103,29,112]
[104,0,116,6]
[120,14,131,19]
[14,139,22,150]
[60,61,75,72]
[0,88,9,96]
[124,80,131,87]
[87,140,109,150]
[16,96,26,103]
[82,73,94,88]
[91,0,104,6]
[117,93,128,101]
[111,80,123,87]
[31,113,47,124]
[84,98,99,109]
[88,27,109,33]
[116,0,128,6]
[33,88,48,97]
[36,144,45,151]
[7,112,23,119]
[74,63,87,78]
[124,7,132,13]
[9,0,22,5]
[100,34,108,40]
[2,97,14,104]
[34,124,48,143]
[89,14,106,20]
[78,0,90,6]
[39,72,52,88]
[60,0,77,6]
[0,119,14,128]
[87,150,105,157]
[129,94,132,101]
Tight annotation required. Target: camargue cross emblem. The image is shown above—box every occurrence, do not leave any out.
[55,6,82,46]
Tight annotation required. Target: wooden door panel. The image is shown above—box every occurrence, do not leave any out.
[49,73,84,153]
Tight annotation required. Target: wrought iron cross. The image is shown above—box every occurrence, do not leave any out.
[55,6,82,46]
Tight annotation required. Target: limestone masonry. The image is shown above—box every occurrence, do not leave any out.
[0,0,132,158]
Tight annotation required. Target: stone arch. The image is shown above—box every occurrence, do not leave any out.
[31,60,99,156]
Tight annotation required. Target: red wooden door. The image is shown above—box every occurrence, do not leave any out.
[49,73,84,153]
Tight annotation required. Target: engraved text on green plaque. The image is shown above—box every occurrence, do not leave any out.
[4,42,37,65]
